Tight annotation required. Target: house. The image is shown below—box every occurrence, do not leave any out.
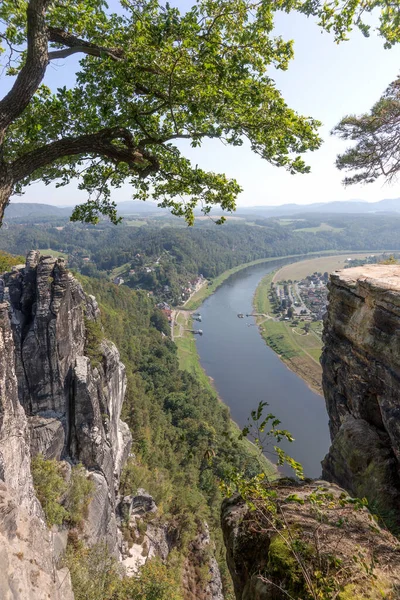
[129,269,136,276]
[113,277,124,286]
[82,257,90,262]
[161,308,172,322]
[157,302,171,310]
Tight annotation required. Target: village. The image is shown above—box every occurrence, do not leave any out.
[273,270,329,323]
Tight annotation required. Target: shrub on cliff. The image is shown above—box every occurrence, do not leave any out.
[64,465,96,528]
[84,318,104,368]
[31,455,95,528]
[31,454,68,527]
[0,250,25,274]
[222,403,400,600]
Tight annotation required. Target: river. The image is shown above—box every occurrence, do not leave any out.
[194,258,330,478]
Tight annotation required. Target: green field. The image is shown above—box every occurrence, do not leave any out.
[253,272,324,394]
[273,253,374,282]
[295,223,344,233]
[39,248,68,258]
[253,271,276,314]
[175,313,211,387]
[109,261,131,279]
[277,219,305,226]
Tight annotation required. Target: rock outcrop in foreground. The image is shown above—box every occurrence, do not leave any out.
[321,265,400,525]
[0,252,132,598]
[222,480,400,600]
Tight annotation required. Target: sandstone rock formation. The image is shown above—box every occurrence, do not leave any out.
[222,479,400,600]
[0,252,132,597]
[321,265,400,525]
[0,298,73,599]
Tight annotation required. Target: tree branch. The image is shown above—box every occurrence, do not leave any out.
[48,27,124,62]
[11,127,159,182]
[0,0,50,141]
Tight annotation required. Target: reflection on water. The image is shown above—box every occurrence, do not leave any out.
[195,259,330,478]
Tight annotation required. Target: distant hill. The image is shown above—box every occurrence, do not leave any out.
[235,198,400,218]
[5,200,165,220]
[4,203,72,219]
[6,197,400,222]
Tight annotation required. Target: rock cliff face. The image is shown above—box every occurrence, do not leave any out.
[321,265,400,523]
[0,298,73,599]
[0,252,132,598]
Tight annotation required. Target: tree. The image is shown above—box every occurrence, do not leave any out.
[0,0,323,226]
[333,78,400,185]
[327,2,399,186]
[287,306,294,319]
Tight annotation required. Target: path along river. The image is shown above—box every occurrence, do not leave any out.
[194,258,330,478]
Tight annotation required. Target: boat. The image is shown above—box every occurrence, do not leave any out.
[237,313,244,318]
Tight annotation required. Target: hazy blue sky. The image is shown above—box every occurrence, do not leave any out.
[7,2,400,207]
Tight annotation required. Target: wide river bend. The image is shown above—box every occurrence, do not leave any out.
[194,259,330,478]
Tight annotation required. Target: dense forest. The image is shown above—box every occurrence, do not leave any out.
[2,213,400,303]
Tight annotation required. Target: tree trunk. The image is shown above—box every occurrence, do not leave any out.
[0,170,13,224]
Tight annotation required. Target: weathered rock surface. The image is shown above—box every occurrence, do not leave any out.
[119,490,171,575]
[0,252,133,597]
[0,299,73,599]
[222,479,400,600]
[119,490,224,600]
[321,265,400,522]
[1,252,132,551]
[183,522,224,600]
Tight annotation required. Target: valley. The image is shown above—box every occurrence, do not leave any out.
[1,0,400,596]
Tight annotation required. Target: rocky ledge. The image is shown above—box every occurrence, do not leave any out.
[321,265,400,525]
[222,479,400,600]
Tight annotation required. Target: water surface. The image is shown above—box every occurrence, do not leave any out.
[195,259,330,478]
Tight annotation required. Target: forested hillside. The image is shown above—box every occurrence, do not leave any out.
[2,213,400,303]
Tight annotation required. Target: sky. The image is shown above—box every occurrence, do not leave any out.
[6,2,400,208]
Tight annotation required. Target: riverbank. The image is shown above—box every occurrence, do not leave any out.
[181,249,384,311]
[173,310,278,479]
[253,272,323,395]
[252,252,387,395]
